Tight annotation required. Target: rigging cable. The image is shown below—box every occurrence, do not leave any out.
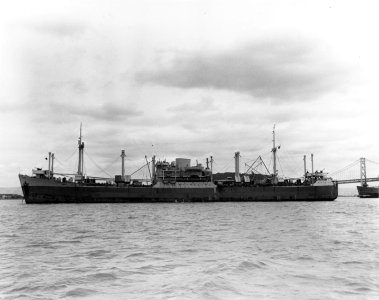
[53,157,66,169]
[130,162,149,176]
[84,152,112,177]
[60,148,78,162]
[103,155,123,173]
[277,154,284,177]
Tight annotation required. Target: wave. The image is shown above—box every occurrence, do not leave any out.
[25,242,58,249]
[237,260,267,270]
[64,287,98,298]
[86,272,118,281]
[86,249,111,257]
[125,252,145,258]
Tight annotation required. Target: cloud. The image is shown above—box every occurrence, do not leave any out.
[136,37,349,101]
[47,80,89,94]
[44,101,144,122]
[167,97,216,112]
[30,20,87,37]
[21,95,143,125]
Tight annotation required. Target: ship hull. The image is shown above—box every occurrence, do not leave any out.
[19,175,338,203]
[19,175,216,203]
[357,186,379,198]
[216,185,338,201]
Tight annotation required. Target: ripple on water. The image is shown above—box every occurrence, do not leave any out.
[26,242,57,249]
[86,272,118,281]
[125,252,145,258]
[73,234,95,240]
[86,249,112,257]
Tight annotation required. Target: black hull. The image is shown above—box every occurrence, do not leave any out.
[20,175,338,203]
[216,185,337,201]
[357,186,379,198]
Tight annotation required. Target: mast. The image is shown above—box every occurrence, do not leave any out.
[77,123,84,176]
[152,155,156,183]
[234,152,241,182]
[272,125,278,179]
[303,155,307,178]
[48,152,51,179]
[210,156,214,182]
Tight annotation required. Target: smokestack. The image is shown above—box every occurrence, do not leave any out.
[121,150,126,178]
[51,153,54,177]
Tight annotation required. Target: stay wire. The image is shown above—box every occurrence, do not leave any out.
[130,162,149,176]
[60,149,78,163]
[84,152,112,177]
[103,155,123,172]
[277,155,284,177]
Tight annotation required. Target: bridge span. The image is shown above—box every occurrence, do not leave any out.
[336,177,379,184]
[331,158,379,186]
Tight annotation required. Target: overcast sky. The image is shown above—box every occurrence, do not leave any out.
[1,0,379,186]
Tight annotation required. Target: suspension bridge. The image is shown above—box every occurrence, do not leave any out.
[330,158,379,186]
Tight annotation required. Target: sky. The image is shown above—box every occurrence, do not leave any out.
[1,0,379,187]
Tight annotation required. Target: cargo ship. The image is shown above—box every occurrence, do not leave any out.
[357,185,379,198]
[19,126,338,203]
[356,157,379,198]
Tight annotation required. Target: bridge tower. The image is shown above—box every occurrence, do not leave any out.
[360,157,367,187]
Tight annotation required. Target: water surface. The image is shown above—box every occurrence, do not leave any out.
[0,197,378,299]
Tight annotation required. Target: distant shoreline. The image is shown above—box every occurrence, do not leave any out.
[0,194,23,200]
